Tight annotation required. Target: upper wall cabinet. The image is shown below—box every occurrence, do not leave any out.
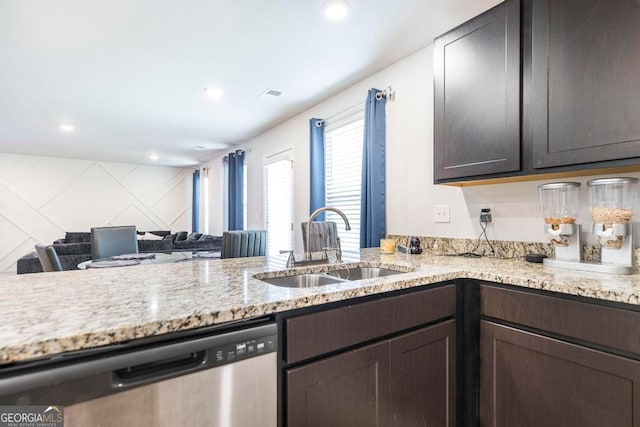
[531,0,640,169]
[434,0,521,181]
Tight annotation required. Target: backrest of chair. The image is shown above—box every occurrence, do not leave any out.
[301,221,338,253]
[35,244,63,272]
[91,226,139,260]
[221,230,267,259]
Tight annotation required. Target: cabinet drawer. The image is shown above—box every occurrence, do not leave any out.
[285,284,455,364]
[481,284,640,355]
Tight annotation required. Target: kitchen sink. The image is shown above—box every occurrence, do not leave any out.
[257,265,410,288]
[324,267,405,281]
[259,274,345,288]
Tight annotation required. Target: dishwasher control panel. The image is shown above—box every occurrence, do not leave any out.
[211,332,277,367]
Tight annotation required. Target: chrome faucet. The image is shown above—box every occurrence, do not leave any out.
[305,207,351,261]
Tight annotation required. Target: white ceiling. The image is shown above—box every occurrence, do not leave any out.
[0,0,500,167]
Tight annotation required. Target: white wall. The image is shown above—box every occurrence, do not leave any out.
[208,44,640,253]
[0,153,193,272]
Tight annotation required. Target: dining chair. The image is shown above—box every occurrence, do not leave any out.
[221,230,267,258]
[301,221,338,253]
[35,244,63,272]
[91,225,139,260]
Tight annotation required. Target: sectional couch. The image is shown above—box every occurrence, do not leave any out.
[17,231,222,274]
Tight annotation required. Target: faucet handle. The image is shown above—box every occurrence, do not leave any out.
[284,250,296,268]
[322,247,340,263]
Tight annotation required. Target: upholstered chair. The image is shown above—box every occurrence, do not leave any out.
[221,230,267,258]
[35,244,63,272]
[91,225,139,260]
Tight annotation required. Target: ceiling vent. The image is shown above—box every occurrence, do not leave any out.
[259,89,284,100]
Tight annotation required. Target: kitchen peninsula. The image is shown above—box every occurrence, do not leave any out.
[2,250,640,426]
[1,249,639,364]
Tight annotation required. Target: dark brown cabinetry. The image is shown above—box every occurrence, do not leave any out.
[287,341,390,427]
[480,321,640,427]
[532,0,640,169]
[434,0,521,181]
[282,285,456,427]
[479,284,640,426]
[434,0,640,183]
[286,321,456,427]
[388,322,456,426]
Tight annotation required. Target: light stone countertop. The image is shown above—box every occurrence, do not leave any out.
[2,248,640,365]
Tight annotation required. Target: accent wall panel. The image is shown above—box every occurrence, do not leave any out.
[0,154,192,273]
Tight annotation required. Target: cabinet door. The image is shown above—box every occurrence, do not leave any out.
[532,0,640,168]
[434,0,520,181]
[480,321,640,427]
[286,342,389,427]
[389,320,456,427]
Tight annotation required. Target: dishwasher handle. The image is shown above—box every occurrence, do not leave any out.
[112,350,207,388]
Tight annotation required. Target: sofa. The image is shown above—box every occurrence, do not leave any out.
[17,230,222,274]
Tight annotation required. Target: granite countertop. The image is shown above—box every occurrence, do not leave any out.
[2,248,640,366]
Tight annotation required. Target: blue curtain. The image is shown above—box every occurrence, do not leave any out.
[360,89,387,248]
[227,150,245,230]
[192,169,200,232]
[309,118,326,221]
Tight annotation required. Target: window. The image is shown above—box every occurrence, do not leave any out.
[264,150,293,256]
[324,112,364,257]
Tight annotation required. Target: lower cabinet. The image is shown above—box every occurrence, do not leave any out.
[389,323,456,426]
[480,320,640,427]
[284,281,640,426]
[286,320,456,427]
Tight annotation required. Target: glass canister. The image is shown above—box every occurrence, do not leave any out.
[538,182,581,245]
[588,177,639,248]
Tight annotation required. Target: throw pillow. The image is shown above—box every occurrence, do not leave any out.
[175,231,188,241]
[187,232,203,241]
[65,232,91,243]
[163,233,177,241]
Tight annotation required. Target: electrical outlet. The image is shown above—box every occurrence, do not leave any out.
[434,204,450,223]
[480,204,494,223]
[480,208,492,223]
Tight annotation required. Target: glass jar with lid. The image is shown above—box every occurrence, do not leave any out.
[588,177,638,248]
[538,182,581,245]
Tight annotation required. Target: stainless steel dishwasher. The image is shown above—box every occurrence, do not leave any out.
[0,320,277,427]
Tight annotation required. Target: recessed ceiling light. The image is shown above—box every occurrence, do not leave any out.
[59,124,75,132]
[194,145,206,150]
[149,154,159,161]
[323,0,349,20]
[204,86,224,100]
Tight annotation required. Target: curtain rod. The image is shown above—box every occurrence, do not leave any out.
[316,86,396,127]
[318,102,363,125]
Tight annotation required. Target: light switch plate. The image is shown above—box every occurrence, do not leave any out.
[434,204,450,223]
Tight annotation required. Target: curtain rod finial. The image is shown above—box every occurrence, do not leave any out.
[384,86,396,101]
[375,86,396,101]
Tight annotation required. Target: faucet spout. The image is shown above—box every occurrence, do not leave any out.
[305,207,351,260]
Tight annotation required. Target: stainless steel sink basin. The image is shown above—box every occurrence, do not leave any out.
[325,267,405,281]
[260,274,345,288]
[256,264,411,288]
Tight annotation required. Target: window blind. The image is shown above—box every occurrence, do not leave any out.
[265,157,293,256]
[325,114,365,257]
